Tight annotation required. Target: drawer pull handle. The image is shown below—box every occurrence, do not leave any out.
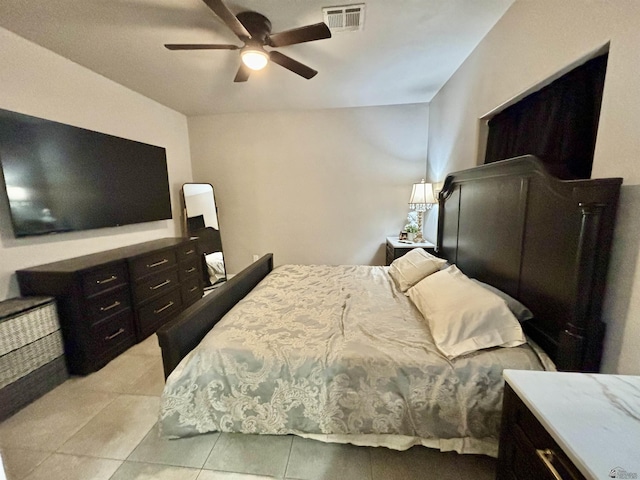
[147,258,169,268]
[186,267,196,273]
[184,249,195,255]
[99,301,121,312]
[150,279,171,290]
[189,286,198,292]
[154,301,174,314]
[96,275,117,285]
[105,328,125,341]
[536,448,563,480]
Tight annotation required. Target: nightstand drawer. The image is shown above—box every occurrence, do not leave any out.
[385,242,394,265]
[498,384,585,480]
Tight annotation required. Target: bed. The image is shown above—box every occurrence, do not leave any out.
[157,156,621,455]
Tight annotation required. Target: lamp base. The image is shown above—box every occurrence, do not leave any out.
[413,210,426,243]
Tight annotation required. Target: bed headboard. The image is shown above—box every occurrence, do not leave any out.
[437,156,621,372]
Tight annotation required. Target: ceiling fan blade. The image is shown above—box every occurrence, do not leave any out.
[165,44,240,50]
[268,23,331,47]
[234,64,251,83]
[268,51,317,79]
[201,0,251,40]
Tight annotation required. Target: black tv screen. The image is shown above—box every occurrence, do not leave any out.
[0,108,172,237]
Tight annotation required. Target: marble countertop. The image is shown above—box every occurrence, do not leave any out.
[504,370,640,480]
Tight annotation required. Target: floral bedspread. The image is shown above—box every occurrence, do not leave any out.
[159,264,549,453]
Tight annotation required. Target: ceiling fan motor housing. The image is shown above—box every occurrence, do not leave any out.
[236,11,272,44]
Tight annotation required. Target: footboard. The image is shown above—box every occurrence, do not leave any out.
[156,253,274,378]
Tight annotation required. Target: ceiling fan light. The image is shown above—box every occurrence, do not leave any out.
[241,47,269,70]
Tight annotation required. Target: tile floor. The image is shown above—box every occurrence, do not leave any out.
[0,335,497,480]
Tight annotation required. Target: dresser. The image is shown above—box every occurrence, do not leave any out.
[385,236,436,265]
[16,238,203,375]
[497,370,640,480]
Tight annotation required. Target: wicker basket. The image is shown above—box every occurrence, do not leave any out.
[0,296,68,421]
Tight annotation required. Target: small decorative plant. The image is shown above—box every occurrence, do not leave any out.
[404,212,419,234]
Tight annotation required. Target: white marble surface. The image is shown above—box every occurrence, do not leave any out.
[386,236,435,249]
[504,370,640,480]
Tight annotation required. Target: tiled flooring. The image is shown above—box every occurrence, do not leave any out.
[0,336,497,480]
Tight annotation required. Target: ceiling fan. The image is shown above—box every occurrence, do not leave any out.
[165,0,332,82]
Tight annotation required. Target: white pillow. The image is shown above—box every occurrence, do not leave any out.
[407,265,525,359]
[388,248,448,292]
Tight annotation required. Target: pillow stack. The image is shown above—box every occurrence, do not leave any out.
[388,248,448,292]
[388,250,527,359]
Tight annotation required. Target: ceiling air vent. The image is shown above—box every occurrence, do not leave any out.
[323,4,365,33]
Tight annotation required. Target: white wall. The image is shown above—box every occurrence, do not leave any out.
[427,0,640,374]
[0,27,193,299]
[188,104,429,273]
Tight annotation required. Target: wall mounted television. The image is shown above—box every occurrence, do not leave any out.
[0,108,172,238]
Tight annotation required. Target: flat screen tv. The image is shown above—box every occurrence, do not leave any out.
[0,108,172,237]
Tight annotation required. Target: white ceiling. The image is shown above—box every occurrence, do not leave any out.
[0,0,514,116]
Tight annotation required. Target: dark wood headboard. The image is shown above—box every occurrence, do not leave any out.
[437,156,621,372]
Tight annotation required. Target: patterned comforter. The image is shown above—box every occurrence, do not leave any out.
[159,265,551,455]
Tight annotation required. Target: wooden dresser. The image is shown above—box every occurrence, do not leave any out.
[16,238,203,375]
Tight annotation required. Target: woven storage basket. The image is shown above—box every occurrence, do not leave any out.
[0,297,68,420]
[0,357,68,421]
[0,299,61,355]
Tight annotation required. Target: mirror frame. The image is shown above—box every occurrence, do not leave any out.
[181,182,226,287]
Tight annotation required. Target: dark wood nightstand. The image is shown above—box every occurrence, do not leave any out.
[385,236,436,266]
[497,370,640,480]
[497,382,585,480]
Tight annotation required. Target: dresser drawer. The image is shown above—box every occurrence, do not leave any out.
[85,288,132,324]
[136,289,183,340]
[129,249,177,281]
[82,263,128,298]
[179,257,200,281]
[134,269,180,304]
[90,311,135,356]
[177,241,199,263]
[181,277,203,306]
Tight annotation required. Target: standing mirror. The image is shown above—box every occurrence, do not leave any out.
[181,183,226,287]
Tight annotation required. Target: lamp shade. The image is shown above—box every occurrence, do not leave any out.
[409,180,436,207]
